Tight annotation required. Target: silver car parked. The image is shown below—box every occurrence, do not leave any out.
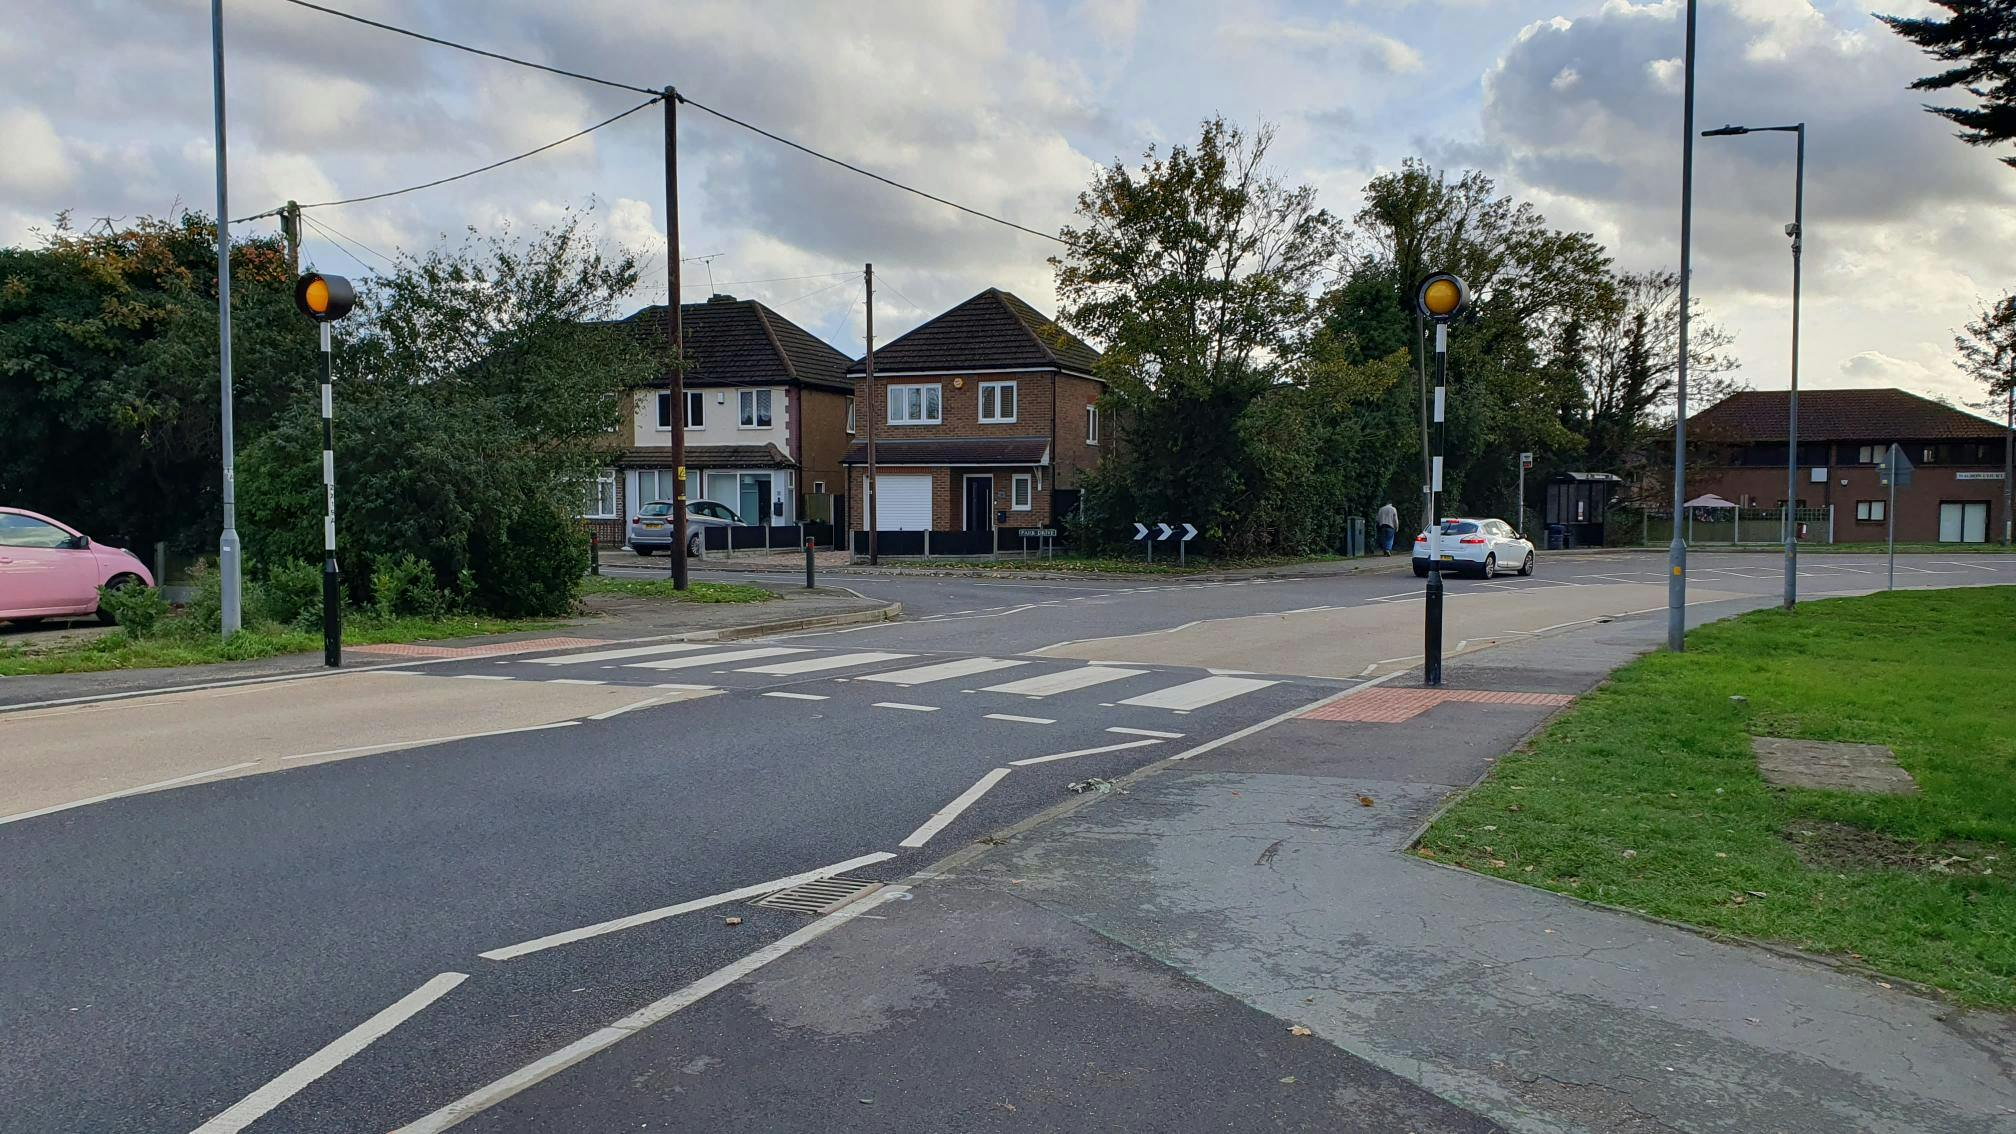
[628,500,742,557]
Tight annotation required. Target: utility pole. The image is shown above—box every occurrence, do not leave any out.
[280,201,301,279]
[2005,384,2013,546]
[865,263,878,565]
[664,88,689,590]
[211,0,243,637]
[1668,0,1699,652]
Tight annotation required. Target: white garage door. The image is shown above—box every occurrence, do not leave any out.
[875,475,933,531]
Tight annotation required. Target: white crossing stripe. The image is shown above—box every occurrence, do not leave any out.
[980,666,1146,697]
[1108,727,1185,738]
[986,714,1057,725]
[763,692,829,701]
[736,651,913,675]
[547,679,606,686]
[900,768,1011,847]
[1009,738,1162,766]
[858,657,1028,685]
[1119,675,1279,711]
[626,647,806,671]
[873,702,939,712]
[519,642,720,665]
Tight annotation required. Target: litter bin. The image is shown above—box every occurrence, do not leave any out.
[1545,524,1567,551]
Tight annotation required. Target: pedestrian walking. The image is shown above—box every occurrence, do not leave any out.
[1376,502,1399,556]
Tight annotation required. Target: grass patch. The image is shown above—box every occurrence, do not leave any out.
[0,613,560,677]
[1417,586,2016,1008]
[580,577,775,603]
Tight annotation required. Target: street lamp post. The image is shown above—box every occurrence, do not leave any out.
[1417,272,1470,687]
[1704,121,1805,611]
[1669,0,1699,653]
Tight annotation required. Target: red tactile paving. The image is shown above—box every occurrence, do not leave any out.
[349,636,613,659]
[1303,687,1576,724]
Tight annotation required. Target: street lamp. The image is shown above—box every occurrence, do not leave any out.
[1417,271,1469,687]
[295,271,356,667]
[1668,0,1699,653]
[1704,122,1805,612]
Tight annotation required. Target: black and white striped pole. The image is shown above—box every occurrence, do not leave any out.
[1417,273,1468,688]
[295,272,356,667]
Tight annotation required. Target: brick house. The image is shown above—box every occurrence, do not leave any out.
[1685,388,2009,544]
[582,295,855,548]
[841,289,1105,553]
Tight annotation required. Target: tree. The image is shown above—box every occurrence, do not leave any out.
[238,214,660,615]
[1954,293,2016,543]
[1053,117,1346,551]
[1880,1,2016,167]
[1565,270,1740,474]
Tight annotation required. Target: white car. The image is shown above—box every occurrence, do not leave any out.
[1412,517,1534,578]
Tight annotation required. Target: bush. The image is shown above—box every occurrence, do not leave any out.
[97,582,168,639]
[372,553,448,619]
[259,560,325,629]
[178,559,224,635]
[468,503,586,617]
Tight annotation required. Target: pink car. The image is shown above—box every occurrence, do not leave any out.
[0,507,155,625]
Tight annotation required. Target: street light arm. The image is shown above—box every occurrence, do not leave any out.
[1702,123,1802,137]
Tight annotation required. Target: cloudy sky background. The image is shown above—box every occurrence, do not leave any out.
[3,0,2010,408]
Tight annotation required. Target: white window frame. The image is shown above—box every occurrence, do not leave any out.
[1011,473,1034,511]
[580,468,618,519]
[631,468,681,510]
[887,383,942,425]
[738,388,773,429]
[979,381,1017,424]
[1856,499,1886,522]
[846,396,856,434]
[656,391,705,431]
[1086,404,1099,445]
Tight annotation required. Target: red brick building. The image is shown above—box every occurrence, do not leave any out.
[1685,388,2009,544]
[842,289,1106,553]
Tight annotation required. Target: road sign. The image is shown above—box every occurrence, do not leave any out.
[1519,451,1533,470]
[1133,522,1149,540]
[1019,528,1058,539]
[1156,523,1174,540]
[1181,523,1198,541]
[1879,444,1914,489]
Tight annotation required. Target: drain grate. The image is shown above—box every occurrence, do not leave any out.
[753,875,884,915]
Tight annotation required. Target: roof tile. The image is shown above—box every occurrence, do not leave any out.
[1688,388,2003,442]
[848,289,1100,377]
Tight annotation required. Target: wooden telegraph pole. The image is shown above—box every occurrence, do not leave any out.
[664,88,689,589]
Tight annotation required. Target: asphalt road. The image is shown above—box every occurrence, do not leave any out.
[1,550,2007,1133]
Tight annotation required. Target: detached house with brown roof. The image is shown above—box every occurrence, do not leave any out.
[1685,388,2009,544]
[584,295,855,547]
[843,289,1106,554]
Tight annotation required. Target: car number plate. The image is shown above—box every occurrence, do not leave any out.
[641,522,664,529]
[1439,553,1455,560]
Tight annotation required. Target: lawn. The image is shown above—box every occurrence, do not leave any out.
[1417,586,2016,1008]
[0,613,560,677]
[579,577,774,602]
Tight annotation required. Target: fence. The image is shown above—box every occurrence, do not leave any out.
[1626,506,1835,547]
[848,529,1002,558]
[694,522,837,557]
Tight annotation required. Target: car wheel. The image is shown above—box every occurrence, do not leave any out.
[1481,553,1497,579]
[1413,563,1429,578]
[687,532,703,558]
[1518,551,1535,577]
[95,573,144,625]
[634,545,654,557]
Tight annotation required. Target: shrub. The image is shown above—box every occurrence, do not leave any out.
[469,503,586,617]
[259,560,325,629]
[178,559,224,635]
[97,582,168,639]
[372,553,448,619]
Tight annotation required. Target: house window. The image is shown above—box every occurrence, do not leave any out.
[887,383,941,425]
[812,481,826,495]
[656,391,704,430]
[979,381,1017,423]
[1011,473,1034,511]
[633,469,682,507]
[1857,444,1880,464]
[739,389,773,428]
[1856,500,1886,522]
[580,469,618,518]
[846,396,856,434]
[1086,404,1099,445]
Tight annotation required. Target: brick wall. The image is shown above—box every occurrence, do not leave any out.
[855,370,1056,441]
[1050,373,1106,490]
[1689,463,2005,543]
[798,386,852,498]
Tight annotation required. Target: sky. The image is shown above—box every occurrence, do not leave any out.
[3,0,2010,409]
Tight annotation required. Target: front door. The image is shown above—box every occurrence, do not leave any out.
[741,474,772,526]
[1939,501,1988,543]
[964,475,993,534]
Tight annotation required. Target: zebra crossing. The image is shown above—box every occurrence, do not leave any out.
[408,639,1294,716]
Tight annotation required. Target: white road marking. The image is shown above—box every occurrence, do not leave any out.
[1173,670,1409,762]
[545,679,607,686]
[986,713,1056,725]
[900,768,1012,847]
[0,761,262,827]
[737,651,914,675]
[763,691,829,701]
[1948,561,2000,572]
[1107,727,1185,739]
[653,683,715,691]
[858,657,1028,685]
[451,674,515,681]
[981,666,1145,697]
[626,647,806,670]
[1118,675,1279,711]
[1009,738,1162,767]
[519,642,719,665]
[193,972,467,1133]
[401,889,906,1134]
[479,851,898,961]
[873,702,940,712]
[280,721,581,762]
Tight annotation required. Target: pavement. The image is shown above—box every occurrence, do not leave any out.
[2,550,2010,1133]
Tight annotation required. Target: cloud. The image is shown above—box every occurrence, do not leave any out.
[0,107,74,197]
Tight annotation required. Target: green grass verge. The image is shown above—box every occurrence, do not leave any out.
[579,577,775,603]
[1417,586,2016,1008]
[0,613,560,677]
[1605,543,2016,554]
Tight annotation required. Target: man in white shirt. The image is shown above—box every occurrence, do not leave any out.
[1375,502,1400,556]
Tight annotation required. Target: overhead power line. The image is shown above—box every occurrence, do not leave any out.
[275,2,1072,248]
[278,0,658,96]
[300,213,393,271]
[233,96,661,224]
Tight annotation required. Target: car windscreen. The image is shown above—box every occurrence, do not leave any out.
[638,502,673,517]
[1439,521,1479,535]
